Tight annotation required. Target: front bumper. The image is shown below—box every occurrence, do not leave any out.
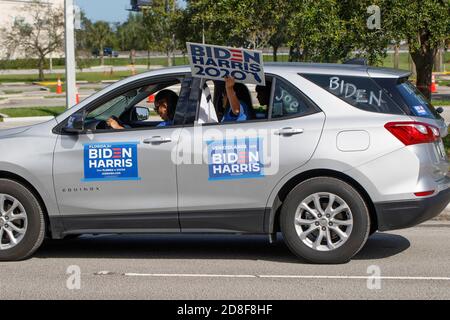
[374,187,450,231]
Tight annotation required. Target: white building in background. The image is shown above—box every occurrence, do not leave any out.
[0,0,64,59]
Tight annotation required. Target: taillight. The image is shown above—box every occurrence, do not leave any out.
[414,190,435,197]
[384,122,439,146]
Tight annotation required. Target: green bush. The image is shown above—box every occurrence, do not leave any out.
[0,58,66,70]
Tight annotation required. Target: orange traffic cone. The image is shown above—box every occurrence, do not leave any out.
[147,94,155,103]
[56,77,63,94]
[430,74,437,93]
[76,86,80,104]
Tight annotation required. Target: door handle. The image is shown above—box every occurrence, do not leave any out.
[274,127,304,136]
[143,136,172,144]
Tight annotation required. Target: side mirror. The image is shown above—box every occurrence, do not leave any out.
[436,107,444,114]
[63,111,85,134]
[133,106,150,121]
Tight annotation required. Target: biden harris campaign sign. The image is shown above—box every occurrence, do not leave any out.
[207,138,264,180]
[83,142,140,181]
[187,42,265,86]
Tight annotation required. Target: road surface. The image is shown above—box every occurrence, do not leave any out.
[0,224,449,299]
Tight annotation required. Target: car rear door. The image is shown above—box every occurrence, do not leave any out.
[175,75,325,233]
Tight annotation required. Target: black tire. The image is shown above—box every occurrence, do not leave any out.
[0,179,45,261]
[280,177,370,264]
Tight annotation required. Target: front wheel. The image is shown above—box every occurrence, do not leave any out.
[0,179,45,261]
[280,177,370,264]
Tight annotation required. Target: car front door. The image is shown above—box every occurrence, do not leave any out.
[52,76,193,233]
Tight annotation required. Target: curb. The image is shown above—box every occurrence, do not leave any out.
[2,116,54,122]
[0,95,48,100]
[101,80,118,84]
[0,82,27,86]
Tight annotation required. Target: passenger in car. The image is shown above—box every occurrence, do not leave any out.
[221,76,252,122]
[256,82,271,107]
[154,89,178,127]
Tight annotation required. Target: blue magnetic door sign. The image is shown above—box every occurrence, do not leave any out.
[207,137,264,180]
[83,142,140,181]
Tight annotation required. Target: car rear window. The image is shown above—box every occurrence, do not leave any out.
[373,77,440,120]
[300,73,405,115]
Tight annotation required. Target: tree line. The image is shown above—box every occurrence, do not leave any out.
[1,0,449,99]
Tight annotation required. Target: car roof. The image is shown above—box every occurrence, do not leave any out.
[136,62,411,80]
[265,62,411,79]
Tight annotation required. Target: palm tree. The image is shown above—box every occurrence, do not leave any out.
[117,13,145,65]
[87,21,113,66]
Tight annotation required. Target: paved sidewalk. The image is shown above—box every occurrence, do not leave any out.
[0,119,48,129]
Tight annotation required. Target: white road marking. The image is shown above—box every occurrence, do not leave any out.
[122,273,450,281]
[124,273,256,278]
[258,275,450,281]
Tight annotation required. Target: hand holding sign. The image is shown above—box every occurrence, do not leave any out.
[224,75,235,90]
[223,76,241,116]
[187,42,265,86]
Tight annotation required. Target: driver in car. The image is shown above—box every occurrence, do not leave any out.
[106,116,128,130]
[105,89,178,129]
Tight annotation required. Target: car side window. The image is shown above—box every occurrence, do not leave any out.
[300,73,404,115]
[271,79,318,119]
[202,79,273,123]
[86,89,139,121]
[77,76,196,132]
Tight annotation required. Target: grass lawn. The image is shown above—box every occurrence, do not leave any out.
[3,90,24,94]
[433,100,450,106]
[379,52,450,71]
[44,95,65,99]
[0,70,142,84]
[0,106,66,118]
[437,80,450,86]
[0,106,157,119]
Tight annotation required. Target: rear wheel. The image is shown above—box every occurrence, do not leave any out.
[280,177,370,264]
[0,179,45,261]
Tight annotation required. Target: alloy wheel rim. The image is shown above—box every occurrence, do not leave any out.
[0,194,28,250]
[294,192,353,251]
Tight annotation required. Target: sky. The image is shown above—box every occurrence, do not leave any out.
[75,0,186,24]
[76,0,132,24]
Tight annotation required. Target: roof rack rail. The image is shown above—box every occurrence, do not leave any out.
[343,58,368,66]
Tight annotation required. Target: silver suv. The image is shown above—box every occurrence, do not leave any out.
[0,63,448,263]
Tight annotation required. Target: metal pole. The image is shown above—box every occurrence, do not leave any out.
[202,20,205,44]
[65,0,77,108]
